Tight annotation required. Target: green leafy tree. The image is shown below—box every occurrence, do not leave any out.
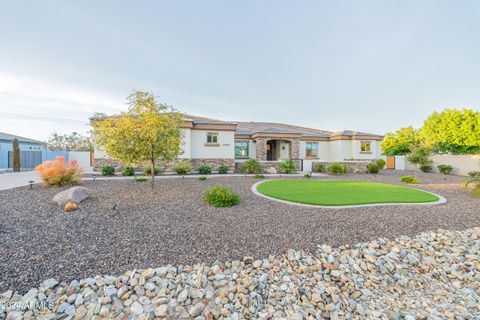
[422,108,480,154]
[406,145,432,178]
[47,132,92,151]
[381,126,422,156]
[12,138,20,172]
[93,90,184,188]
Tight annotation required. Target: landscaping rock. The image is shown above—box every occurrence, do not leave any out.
[52,186,90,208]
[264,167,277,174]
[2,227,479,319]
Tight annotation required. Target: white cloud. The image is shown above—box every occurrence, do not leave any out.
[0,72,126,140]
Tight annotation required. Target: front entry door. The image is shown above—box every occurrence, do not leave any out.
[266,141,276,161]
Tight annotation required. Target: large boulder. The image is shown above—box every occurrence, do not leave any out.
[264,167,277,174]
[53,186,90,208]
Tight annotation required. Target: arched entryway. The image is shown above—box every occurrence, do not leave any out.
[266,139,291,161]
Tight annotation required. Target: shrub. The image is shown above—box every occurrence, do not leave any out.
[400,176,419,184]
[173,161,192,175]
[419,163,433,173]
[218,164,229,174]
[313,163,325,172]
[143,165,163,176]
[253,174,266,179]
[366,163,380,174]
[203,185,240,207]
[239,159,262,174]
[101,165,115,176]
[304,173,312,178]
[135,177,147,182]
[468,171,480,178]
[121,166,135,176]
[35,156,83,187]
[437,164,453,175]
[279,160,297,174]
[376,159,386,169]
[198,164,212,175]
[471,185,480,198]
[328,162,347,175]
[198,176,207,181]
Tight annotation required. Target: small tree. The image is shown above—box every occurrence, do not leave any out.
[12,138,20,172]
[93,90,184,188]
[406,145,432,178]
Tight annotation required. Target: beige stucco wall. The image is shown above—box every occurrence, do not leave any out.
[190,130,235,159]
[405,154,480,176]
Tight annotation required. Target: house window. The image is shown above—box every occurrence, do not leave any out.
[206,132,218,144]
[235,141,249,158]
[305,142,318,157]
[360,141,372,153]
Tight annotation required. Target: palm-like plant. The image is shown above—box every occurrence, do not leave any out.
[465,175,480,198]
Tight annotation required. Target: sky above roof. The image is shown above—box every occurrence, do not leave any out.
[1,0,479,141]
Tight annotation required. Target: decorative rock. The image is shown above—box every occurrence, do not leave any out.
[264,167,277,174]
[53,186,90,208]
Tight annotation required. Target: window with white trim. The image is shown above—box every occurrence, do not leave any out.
[235,141,249,157]
[305,142,318,157]
[206,132,218,143]
[360,141,372,153]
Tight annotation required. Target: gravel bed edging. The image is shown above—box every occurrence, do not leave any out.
[251,179,447,209]
[1,227,479,319]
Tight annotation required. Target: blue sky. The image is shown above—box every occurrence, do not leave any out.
[1,1,479,140]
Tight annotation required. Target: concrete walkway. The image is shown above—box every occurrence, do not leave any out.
[0,171,40,191]
[0,167,93,191]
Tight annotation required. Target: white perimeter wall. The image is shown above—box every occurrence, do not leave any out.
[68,151,91,168]
[404,154,480,176]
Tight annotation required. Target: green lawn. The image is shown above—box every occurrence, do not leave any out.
[256,180,439,206]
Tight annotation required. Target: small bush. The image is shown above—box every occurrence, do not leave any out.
[471,185,480,198]
[366,163,380,174]
[468,171,480,178]
[437,164,453,175]
[135,177,147,182]
[313,163,325,172]
[218,164,229,174]
[239,159,262,174]
[253,174,266,179]
[121,166,135,176]
[64,201,78,212]
[35,156,83,187]
[279,160,297,174]
[101,165,115,176]
[198,176,207,181]
[420,163,433,173]
[400,176,419,184]
[328,162,347,175]
[143,165,163,176]
[203,185,240,207]
[173,161,192,175]
[198,164,212,175]
[304,173,312,178]
[376,159,386,169]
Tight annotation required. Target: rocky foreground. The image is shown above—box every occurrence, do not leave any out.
[1,227,479,320]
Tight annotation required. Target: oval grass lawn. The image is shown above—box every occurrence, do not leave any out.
[255,180,440,206]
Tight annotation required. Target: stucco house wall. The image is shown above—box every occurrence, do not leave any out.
[190,130,234,159]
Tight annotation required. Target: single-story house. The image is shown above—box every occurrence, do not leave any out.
[93,115,383,172]
[0,132,47,170]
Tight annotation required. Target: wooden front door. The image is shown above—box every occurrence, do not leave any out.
[386,156,395,169]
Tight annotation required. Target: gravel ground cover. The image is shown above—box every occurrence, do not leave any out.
[1,227,479,319]
[0,171,478,296]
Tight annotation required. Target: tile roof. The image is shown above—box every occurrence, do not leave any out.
[0,132,44,144]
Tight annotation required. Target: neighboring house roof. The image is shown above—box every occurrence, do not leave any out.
[0,132,44,144]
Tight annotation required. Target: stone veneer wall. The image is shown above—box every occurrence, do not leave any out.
[311,161,375,173]
[255,138,300,161]
[93,158,235,173]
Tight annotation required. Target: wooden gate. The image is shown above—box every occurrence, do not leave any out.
[386,156,395,169]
